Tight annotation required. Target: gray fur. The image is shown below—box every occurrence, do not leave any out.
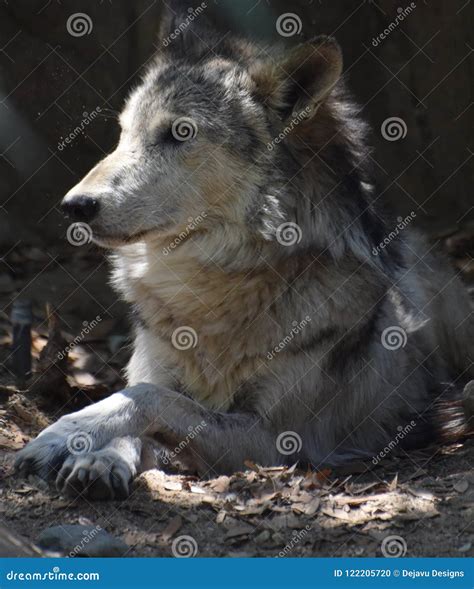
[15,26,473,500]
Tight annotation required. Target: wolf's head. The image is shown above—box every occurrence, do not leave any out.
[62,19,378,264]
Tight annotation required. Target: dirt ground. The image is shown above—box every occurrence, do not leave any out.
[0,235,473,558]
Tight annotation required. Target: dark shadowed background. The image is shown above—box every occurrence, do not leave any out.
[1,1,474,559]
[0,0,472,319]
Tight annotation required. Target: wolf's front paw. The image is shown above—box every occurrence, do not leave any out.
[15,431,71,481]
[15,417,96,482]
[55,449,133,501]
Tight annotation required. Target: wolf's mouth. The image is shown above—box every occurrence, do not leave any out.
[92,229,155,248]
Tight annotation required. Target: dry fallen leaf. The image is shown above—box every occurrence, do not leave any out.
[190,485,205,494]
[243,460,260,473]
[160,515,183,542]
[7,395,49,430]
[216,511,226,524]
[209,476,230,494]
[388,474,398,492]
[70,371,101,387]
[0,431,25,451]
[406,487,435,501]
[233,503,269,516]
[317,468,332,483]
[292,497,320,516]
[163,481,183,492]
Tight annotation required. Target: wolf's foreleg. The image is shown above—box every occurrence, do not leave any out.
[16,383,282,496]
[79,383,284,476]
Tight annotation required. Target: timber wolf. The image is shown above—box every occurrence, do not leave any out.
[15,17,473,500]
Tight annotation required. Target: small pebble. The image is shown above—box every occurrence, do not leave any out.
[36,524,128,557]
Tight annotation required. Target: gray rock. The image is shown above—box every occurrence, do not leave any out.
[36,525,128,558]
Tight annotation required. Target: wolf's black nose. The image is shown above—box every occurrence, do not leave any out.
[61,195,100,223]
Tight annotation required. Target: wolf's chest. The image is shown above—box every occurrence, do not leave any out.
[136,299,270,411]
[112,247,280,410]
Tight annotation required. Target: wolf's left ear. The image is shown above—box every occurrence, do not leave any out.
[251,36,343,119]
[158,11,210,58]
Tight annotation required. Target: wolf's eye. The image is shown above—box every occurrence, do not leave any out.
[159,128,181,146]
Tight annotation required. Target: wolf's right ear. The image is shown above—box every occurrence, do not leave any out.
[250,36,343,119]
